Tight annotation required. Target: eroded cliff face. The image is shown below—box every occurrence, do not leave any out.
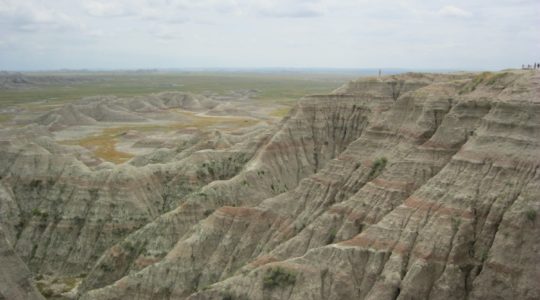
[181,72,539,300]
[0,216,44,300]
[1,71,538,300]
[78,82,389,294]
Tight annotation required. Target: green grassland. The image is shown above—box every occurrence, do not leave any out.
[0,71,357,109]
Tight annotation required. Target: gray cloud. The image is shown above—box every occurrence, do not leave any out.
[0,1,77,32]
[0,0,538,70]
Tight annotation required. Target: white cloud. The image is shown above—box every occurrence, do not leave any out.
[83,0,131,17]
[438,5,472,18]
[0,0,538,70]
[0,1,78,32]
[254,0,327,18]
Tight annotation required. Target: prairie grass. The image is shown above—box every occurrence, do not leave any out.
[270,107,292,118]
[0,72,353,108]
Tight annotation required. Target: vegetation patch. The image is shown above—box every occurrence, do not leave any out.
[452,216,461,232]
[270,106,292,118]
[459,72,509,94]
[32,208,49,219]
[326,228,337,244]
[460,72,492,94]
[369,157,387,178]
[485,72,509,85]
[36,276,81,298]
[60,112,258,164]
[263,267,296,289]
[36,282,53,298]
[0,114,12,123]
[526,208,536,222]
[61,126,135,164]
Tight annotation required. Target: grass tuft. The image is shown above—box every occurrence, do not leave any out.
[270,107,292,118]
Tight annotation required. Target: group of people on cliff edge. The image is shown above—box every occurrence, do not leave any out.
[522,63,540,70]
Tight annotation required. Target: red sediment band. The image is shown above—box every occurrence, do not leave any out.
[339,234,410,256]
[397,127,425,140]
[420,140,458,150]
[454,149,540,168]
[109,245,123,257]
[248,255,278,268]
[411,245,450,262]
[339,233,453,263]
[404,196,474,219]
[215,206,261,218]
[134,256,160,269]
[266,261,318,273]
[310,175,337,186]
[485,261,521,275]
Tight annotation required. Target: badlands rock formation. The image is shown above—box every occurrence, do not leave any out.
[0,71,539,300]
[37,92,218,130]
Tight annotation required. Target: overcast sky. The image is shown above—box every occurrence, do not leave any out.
[0,0,538,71]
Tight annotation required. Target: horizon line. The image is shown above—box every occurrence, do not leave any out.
[1,66,503,73]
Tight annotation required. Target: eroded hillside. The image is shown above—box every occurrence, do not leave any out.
[0,70,538,300]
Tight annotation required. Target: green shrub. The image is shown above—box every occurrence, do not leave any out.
[263,267,296,289]
[31,208,48,219]
[526,209,536,222]
[99,264,114,272]
[369,157,387,178]
[124,241,136,252]
[32,208,42,216]
[326,228,337,245]
[452,216,461,232]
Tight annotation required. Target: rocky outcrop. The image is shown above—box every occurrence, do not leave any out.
[35,92,219,130]
[76,71,539,300]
